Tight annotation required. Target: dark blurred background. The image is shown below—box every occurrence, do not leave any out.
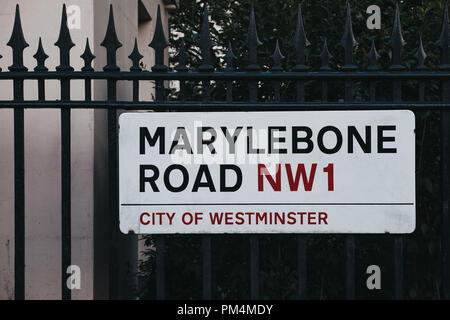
[138,0,445,299]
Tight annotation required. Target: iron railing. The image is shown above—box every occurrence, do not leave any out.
[1,2,450,300]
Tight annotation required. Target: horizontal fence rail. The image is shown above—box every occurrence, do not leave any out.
[1,1,450,300]
[2,101,450,110]
[2,71,450,80]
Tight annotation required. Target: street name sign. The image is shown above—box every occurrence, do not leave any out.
[118,110,415,234]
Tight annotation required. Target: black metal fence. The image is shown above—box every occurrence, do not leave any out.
[2,2,450,300]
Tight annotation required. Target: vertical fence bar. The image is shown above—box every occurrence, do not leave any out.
[107,80,119,300]
[54,8,76,303]
[200,78,212,299]
[442,80,450,299]
[132,80,139,103]
[245,4,261,104]
[224,41,236,103]
[8,4,28,301]
[85,79,92,101]
[292,5,309,102]
[437,3,450,299]
[37,80,45,101]
[250,235,259,299]
[394,236,404,299]
[197,4,214,300]
[369,81,376,102]
[297,236,307,299]
[54,5,75,300]
[249,81,258,102]
[81,39,95,102]
[393,78,404,300]
[271,40,283,102]
[245,4,261,300]
[321,81,328,101]
[343,64,356,300]
[367,40,381,103]
[129,38,143,103]
[292,5,310,299]
[339,2,358,300]
[175,41,188,101]
[226,80,233,103]
[156,235,165,300]
[60,81,71,300]
[13,79,25,300]
[248,91,259,299]
[418,81,425,103]
[101,4,122,299]
[33,38,48,101]
[202,80,211,102]
[415,35,427,103]
[150,5,168,103]
[149,4,169,300]
[345,237,355,299]
[202,235,212,299]
[319,38,331,103]
[388,3,406,300]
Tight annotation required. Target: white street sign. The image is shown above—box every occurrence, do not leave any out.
[118,111,415,234]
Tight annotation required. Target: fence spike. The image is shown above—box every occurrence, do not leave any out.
[128,38,143,72]
[436,2,450,69]
[149,4,169,72]
[55,4,75,72]
[415,34,428,70]
[101,4,122,71]
[245,4,262,71]
[320,37,333,71]
[367,39,381,70]
[388,2,406,70]
[271,40,284,71]
[292,4,310,71]
[33,38,49,72]
[175,40,189,72]
[81,39,95,72]
[0,54,2,72]
[224,41,237,71]
[339,2,358,70]
[198,4,214,72]
[7,4,29,71]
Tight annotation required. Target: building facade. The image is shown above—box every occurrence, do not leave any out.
[0,0,176,300]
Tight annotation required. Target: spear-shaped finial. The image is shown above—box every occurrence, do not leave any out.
[367,39,381,70]
[149,4,169,72]
[271,40,284,71]
[415,34,427,70]
[101,4,122,71]
[245,4,262,71]
[224,41,237,71]
[33,38,49,72]
[339,2,358,70]
[7,4,29,71]
[128,38,143,72]
[55,4,75,71]
[0,54,2,72]
[198,4,214,71]
[320,38,333,71]
[81,38,96,72]
[388,2,406,70]
[175,40,189,72]
[292,4,310,71]
[435,2,450,69]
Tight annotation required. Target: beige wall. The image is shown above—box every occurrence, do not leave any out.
[0,0,173,300]
[0,0,95,300]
